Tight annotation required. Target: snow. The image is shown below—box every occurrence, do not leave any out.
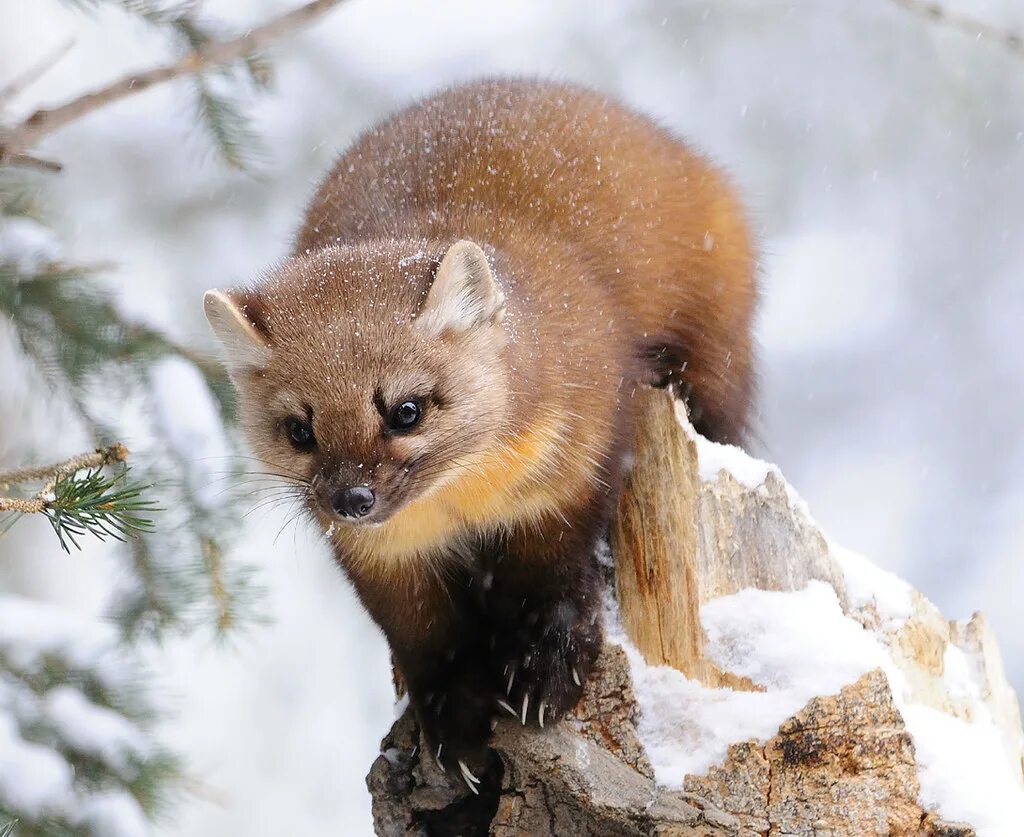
[77,791,150,837]
[831,541,915,625]
[393,691,410,719]
[907,704,1024,837]
[0,594,132,690]
[45,686,150,774]
[0,596,155,830]
[0,713,74,818]
[149,355,233,510]
[612,436,1024,835]
[0,701,149,834]
[0,217,62,273]
[616,572,1024,835]
[610,582,889,782]
[941,643,978,704]
[677,401,813,520]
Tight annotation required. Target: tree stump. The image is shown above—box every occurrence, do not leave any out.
[367,389,1022,836]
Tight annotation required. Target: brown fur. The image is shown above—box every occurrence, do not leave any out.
[206,78,756,773]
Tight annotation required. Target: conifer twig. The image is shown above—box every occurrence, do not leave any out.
[0,444,158,552]
[0,442,128,491]
[0,0,346,161]
[889,0,1023,57]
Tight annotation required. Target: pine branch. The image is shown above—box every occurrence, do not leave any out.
[0,444,157,553]
[192,76,264,171]
[0,594,184,830]
[43,466,158,552]
[889,0,1023,57]
[0,0,347,161]
[0,264,234,419]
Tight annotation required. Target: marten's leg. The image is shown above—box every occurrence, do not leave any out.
[483,502,607,729]
[348,566,497,788]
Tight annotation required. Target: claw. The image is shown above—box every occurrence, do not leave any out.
[538,700,546,729]
[460,762,479,786]
[506,664,516,695]
[520,694,529,726]
[572,666,581,687]
[459,759,481,794]
[497,698,517,717]
[435,743,444,770]
[490,717,498,731]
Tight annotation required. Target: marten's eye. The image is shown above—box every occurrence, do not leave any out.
[285,416,316,451]
[388,400,421,431]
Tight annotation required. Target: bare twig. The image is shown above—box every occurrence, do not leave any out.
[202,537,233,633]
[3,259,119,278]
[0,0,345,161]
[0,495,47,514]
[3,153,63,173]
[0,443,128,493]
[890,0,1023,57]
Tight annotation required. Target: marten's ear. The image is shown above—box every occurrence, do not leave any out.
[417,240,505,334]
[203,288,272,369]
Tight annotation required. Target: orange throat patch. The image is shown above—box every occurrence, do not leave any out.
[331,418,569,573]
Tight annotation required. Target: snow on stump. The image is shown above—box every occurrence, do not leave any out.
[367,389,1024,836]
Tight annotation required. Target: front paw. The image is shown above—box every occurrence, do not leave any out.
[409,666,496,794]
[497,598,602,728]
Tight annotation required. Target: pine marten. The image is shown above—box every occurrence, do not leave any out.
[204,78,756,789]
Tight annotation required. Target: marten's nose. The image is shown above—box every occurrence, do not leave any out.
[333,486,375,518]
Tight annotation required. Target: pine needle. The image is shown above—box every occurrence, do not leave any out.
[43,466,159,552]
[192,77,264,171]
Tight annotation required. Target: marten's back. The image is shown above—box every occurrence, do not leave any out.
[298,78,756,443]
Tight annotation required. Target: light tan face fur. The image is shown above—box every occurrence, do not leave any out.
[205,240,508,532]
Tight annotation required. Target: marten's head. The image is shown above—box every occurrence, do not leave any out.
[204,239,509,531]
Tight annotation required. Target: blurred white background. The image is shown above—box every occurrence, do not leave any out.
[1,0,1021,833]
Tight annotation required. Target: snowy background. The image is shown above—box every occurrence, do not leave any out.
[1,0,1021,834]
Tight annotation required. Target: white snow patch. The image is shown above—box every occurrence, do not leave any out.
[150,355,233,510]
[831,541,914,624]
[0,594,132,690]
[45,687,150,773]
[941,643,979,704]
[700,583,889,693]
[693,433,773,489]
[612,582,887,782]
[905,704,1024,837]
[393,690,410,720]
[677,401,813,519]
[76,790,150,837]
[0,217,62,273]
[612,551,1024,835]
[0,713,74,818]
